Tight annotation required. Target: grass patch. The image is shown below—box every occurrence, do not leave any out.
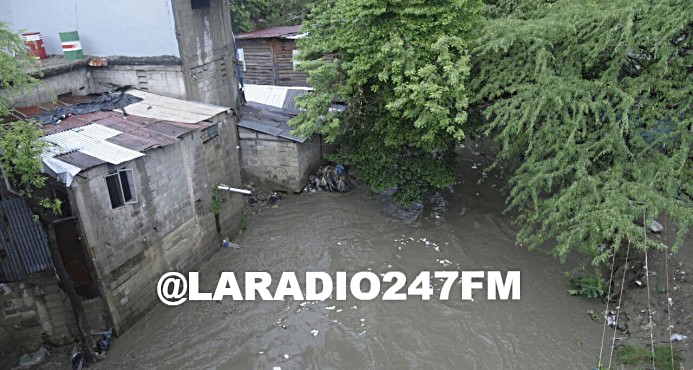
[239,211,248,232]
[616,343,681,370]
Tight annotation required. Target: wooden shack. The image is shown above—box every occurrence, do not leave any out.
[236,25,308,87]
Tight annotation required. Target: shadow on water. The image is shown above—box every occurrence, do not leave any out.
[97,150,605,369]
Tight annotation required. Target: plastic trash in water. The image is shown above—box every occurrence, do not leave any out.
[18,347,49,368]
[222,240,242,249]
[671,334,687,342]
[269,194,279,205]
[310,329,319,336]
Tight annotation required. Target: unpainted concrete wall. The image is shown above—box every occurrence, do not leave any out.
[297,135,323,188]
[0,0,179,57]
[3,67,91,107]
[238,127,323,192]
[90,64,187,100]
[70,113,243,331]
[0,270,107,368]
[170,0,238,108]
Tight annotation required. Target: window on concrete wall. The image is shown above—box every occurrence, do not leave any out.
[191,0,210,9]
[201,123,219,143]
[237,48,246,71]
[292,49,301,71]
[105,169,137,209]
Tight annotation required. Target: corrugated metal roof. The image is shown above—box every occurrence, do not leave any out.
[0,198,53,283]
[8,91,222,186]
[43,124,145,165]
[238,102,307,143]
[125,90,229,123]
[55,152,105,169]
[244,84,311,110]
[237,25,303,40]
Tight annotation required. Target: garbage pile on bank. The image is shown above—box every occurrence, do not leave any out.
[302,164,350,193]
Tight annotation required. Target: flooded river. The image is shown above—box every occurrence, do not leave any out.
[98,153,605,369]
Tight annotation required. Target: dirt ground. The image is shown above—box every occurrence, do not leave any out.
[600,226,692,369]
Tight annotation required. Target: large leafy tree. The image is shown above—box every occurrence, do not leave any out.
[0,23,98,363]
[229,0,313,32]
[472,0,692,265]
[291,0,482,202]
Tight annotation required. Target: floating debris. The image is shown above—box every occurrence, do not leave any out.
[310,329,319,336]
[18,347,49,368]
[429,192,448,218]
[326,306,335,310]
[671,334,687,342]
[245,183,286,213]
[222,240,242,249]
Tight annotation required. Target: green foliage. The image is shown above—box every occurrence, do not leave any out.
[229,0,312,32]
[568,276,605,299]
[211,186,222,215]
[0,21,37,115]
[0,22,58,216]
[585,309,599,322]
[291,0,482,202]
[239,211,248,232]
[616,343,681,369]
[471,0,692,265]
[0,120,46,194]
[0,120,61,216]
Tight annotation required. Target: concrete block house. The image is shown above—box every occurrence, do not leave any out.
[0,0,246,361]
[0,90,244,353]
[237,84,338,192]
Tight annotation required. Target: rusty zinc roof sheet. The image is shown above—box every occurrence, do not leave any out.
[5,91,230,186]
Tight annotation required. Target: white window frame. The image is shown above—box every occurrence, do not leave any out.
[105,169,137,209]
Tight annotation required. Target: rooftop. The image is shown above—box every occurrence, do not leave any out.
[238,102,306,143]
[0,198,52,283]
[7,90,229,186]
[237,25,304,40]
[243,84,311,112]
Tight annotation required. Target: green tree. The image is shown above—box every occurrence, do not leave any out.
[0,23,98,363]
[229,0,312,33]
[471,0,691,265]
[290,0,482,202]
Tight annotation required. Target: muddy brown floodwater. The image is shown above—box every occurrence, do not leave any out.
[95,153,608,369]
